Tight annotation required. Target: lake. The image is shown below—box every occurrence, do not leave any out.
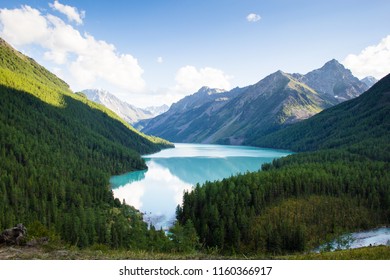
[110,143,292,229]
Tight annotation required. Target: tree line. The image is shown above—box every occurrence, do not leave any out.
[177,149,389,254]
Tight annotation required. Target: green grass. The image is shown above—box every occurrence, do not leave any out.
[1,243,388,260]
[284,246,390,260]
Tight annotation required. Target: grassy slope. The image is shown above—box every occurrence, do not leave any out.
[1,243,389,260]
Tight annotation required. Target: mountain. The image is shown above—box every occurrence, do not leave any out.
[142,60,367,145]
[139,86,246,143]
[167,86,231,112]
[255,73,390,160]
[0,37,172,248]
[294,59,369,102]
[361,76,378,88]
[145,104,169,116]
[205,71,332,145]
[82,89,166,124]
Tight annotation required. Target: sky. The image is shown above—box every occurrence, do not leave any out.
[1,0,390,107]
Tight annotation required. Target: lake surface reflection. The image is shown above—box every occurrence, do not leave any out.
[110,143,291,229]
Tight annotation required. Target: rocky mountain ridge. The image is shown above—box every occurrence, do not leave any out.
[141,59,370,145]
[82,89,169,124]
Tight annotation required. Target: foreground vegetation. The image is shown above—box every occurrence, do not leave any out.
[1,242,389,260]
[285,246,390,260]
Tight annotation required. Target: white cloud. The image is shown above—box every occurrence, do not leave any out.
[69,34,145,92]
[246,13,261,22]
[0,5,145,94]
[0,6,49,45]
[157,56,163,63]
[42,14,87,64]
[133,66,233,107]
[343,35,390,79]
[173,65,232,94]
[49,0,85,25]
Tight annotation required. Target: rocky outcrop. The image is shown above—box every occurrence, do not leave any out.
[82,89,165,124]
[26,237,49,247]
[297,59,368,101]
[0,224,27,245]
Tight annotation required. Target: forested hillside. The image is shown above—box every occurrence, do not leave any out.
[177,75,390,255]
[0,37,173,248]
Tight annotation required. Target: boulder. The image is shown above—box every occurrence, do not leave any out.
[0,224,27,245]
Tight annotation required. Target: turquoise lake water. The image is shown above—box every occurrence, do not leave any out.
[110,143,292,229]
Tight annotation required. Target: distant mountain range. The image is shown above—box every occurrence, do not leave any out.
[145,104,170,116]
[82,89,169,124]
[141,59,371,145]
[360,76,378,88]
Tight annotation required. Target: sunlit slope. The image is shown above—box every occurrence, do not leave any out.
[0,38,171,149]
[0,37,172,247]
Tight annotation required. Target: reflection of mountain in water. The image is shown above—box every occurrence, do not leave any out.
[150,156,274,185]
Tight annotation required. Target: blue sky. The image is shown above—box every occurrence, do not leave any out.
[1,0,390,107]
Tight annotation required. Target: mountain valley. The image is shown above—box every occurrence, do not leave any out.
[0,34,388,259]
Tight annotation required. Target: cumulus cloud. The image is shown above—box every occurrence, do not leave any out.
[0,6,49,45]
[69,34,144,91]
[157,56,163,63]
[343,35,390,79]
[49,0,85,25]
[174,65,232,94]
[0,5,145,93]
[246,13,261,22]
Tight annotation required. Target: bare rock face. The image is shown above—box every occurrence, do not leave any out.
[298,59,369,101]
[0,224,27,245]
[82,89,167,124]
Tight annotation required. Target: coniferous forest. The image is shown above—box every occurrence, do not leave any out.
[0,38,177,250]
